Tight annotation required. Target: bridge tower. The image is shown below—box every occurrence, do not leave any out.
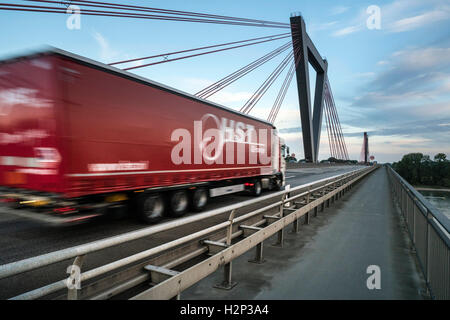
[360,132,369,164]
[290,14,328,163]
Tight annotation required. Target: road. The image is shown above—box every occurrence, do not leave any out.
[0,165,361,299]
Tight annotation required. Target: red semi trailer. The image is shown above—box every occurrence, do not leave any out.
[0,48,286,224]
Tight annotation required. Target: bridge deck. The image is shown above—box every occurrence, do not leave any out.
[183,167,428,299]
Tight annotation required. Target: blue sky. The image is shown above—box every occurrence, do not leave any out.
[1,0,449,162]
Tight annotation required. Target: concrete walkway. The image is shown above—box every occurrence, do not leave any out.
[183,167,428,300]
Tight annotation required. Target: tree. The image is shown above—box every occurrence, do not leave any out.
[434,153,447,162]
[420,155,434,185]
[396,153,423,185]
[394,153,450,187]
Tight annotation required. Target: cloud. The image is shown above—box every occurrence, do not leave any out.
[330,6,350,15]
[180,77,212,89]
[332,25,361,37]
[309,21,339,32]
[389,6,450,32]
[329,0,450,37]
[341,42,450,162]
[351,46,450,117]
[354,72,376,78]
[174,77,253,106]
[92,31,144,69]
[392,47,450,70]
[92,31,119,61]
[209,91,253,105]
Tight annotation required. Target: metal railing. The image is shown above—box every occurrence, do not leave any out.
[0,166,377,300]
[387,165,450,300]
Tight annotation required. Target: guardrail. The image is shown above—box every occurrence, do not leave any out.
[387,165,450,300]
[0,165,377,300]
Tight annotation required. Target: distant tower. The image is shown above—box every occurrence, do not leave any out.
[360,132,369,164]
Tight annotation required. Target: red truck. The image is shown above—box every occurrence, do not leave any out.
[0,48,286,224]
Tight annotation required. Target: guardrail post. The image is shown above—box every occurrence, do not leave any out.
[226,210,236,246]
[275,226,284,247]
[425,209,430,287]
[401,187,405,216]
[284,185,291,208]
[273,193,286,247]
[67,255,85,300]
[291,218,300,233]
[411,197,416,246]
[412,199,417,245]
[215,210,237,290]
[336,182,341,200]
[305,186,311,224]
[249,242,265,264]
[288,184,300,233]
[331,182,336,204]
[320,186,326,212]
[214,261,237,290]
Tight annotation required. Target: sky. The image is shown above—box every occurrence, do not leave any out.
[1,0,449,163]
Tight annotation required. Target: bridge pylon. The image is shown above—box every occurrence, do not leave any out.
[360,132,370,164]
[290,14,328,163]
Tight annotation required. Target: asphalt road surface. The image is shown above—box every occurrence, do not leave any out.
[0,165,362,299]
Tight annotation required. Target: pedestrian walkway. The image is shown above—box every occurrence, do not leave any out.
[183,167,428,299]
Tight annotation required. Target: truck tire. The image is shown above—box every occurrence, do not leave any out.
[191,188,208,212]
[168,190,189,217]
[136,193,165,224]
[251,180,262,197]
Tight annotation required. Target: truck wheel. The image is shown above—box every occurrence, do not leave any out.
[169,190,189,217]
[137,193,165,224]
[191,188,208,212]
[251,180,262,197]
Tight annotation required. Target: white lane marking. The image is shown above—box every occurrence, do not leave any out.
[286,175,296,179]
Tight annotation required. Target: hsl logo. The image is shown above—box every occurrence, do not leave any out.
[171,113,272,165]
